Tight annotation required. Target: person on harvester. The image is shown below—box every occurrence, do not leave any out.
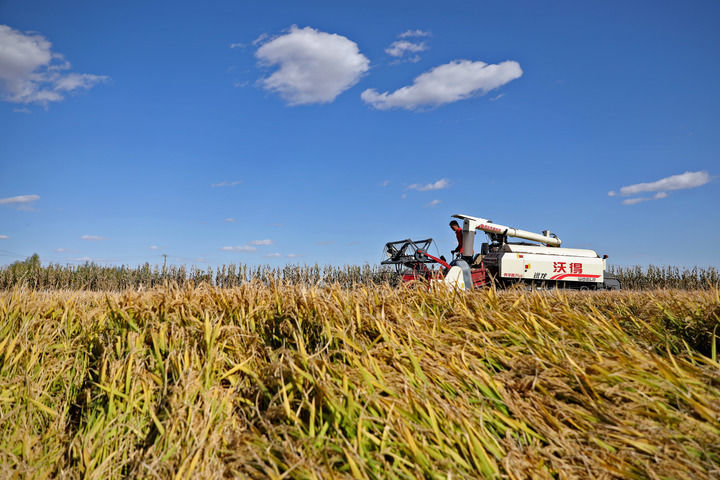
[450,220,463,257]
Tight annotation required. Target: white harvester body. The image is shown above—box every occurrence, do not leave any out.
[495,244,605,284]
[451,213,617,289]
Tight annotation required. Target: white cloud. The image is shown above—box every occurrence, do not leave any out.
[0,234,8,239]
[211,180,241,188]
[611,170,711,205]
[399,29,431,38]
[221,240,272,251]
[55,247,64,252]
[150,245,159,250]
[230,42,245,49]
[380,180,390,187]
[287,253,302,258]
[0,194,39,205]
[248,239,273,246]
[393,55,422,65]
[362,59,523,110]
[622,197,650,205]
[13,107,30,113]
[252,33,269,47]
[408,178,450,191]
[265,252,281,258]
[387,29,430,64]
[426,199,441,207]
[81,235,106,241]
[53,73,105,92]
[224,217,237,223]
[385,40,427,58]
[221,245,257,252]
[255,25,370,105]
[0,25,107,105]
[613,171,710,196]
[489,93,504,101]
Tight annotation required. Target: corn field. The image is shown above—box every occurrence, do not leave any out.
[1,256,718,290]
[0,259,396,291]
[1,284,719,479]
[610,265,719,290]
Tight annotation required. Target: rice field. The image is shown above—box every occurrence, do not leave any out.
[1,283,718,479]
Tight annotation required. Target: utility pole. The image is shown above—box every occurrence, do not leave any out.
[162,254,167,273]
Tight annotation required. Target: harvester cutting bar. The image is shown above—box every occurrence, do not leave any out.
[381,238,435,265]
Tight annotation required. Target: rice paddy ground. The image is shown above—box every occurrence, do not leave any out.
[1,284,719,479]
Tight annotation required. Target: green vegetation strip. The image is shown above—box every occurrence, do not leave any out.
[1,254,718,290]
[0,285,719,479]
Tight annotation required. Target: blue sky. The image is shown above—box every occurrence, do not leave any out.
[1,0,718,269]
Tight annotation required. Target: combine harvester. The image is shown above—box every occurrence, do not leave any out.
[382,214,621,290]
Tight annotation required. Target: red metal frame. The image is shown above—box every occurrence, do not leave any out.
[415,249,452,269]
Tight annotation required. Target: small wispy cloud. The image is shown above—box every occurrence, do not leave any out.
[386,29,430,64]
[211,180,241,188]
[221,238,273,251]
[287,253,302,258]
[81,235,106,241]
[252,33,269,47]
[610,170,711,206]
[380,180,390,187]
[150,245,159,250]
[265,252,281,258]
[13,107,31,114]
[0,194,40,210]
[316,241,335,246]
[55,247,65,252]
[407,178,450,191]
[229,42,246,49]
[249,239,273,246]
[622,197,650,205]
[224,217,237,223]
[385,40,427,58]
[425,199,441,207]
[221,245,257,252]
[0,234,8,239]
[399,29,431,38]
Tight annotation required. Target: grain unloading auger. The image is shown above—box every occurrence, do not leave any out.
[381,214,621,290]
